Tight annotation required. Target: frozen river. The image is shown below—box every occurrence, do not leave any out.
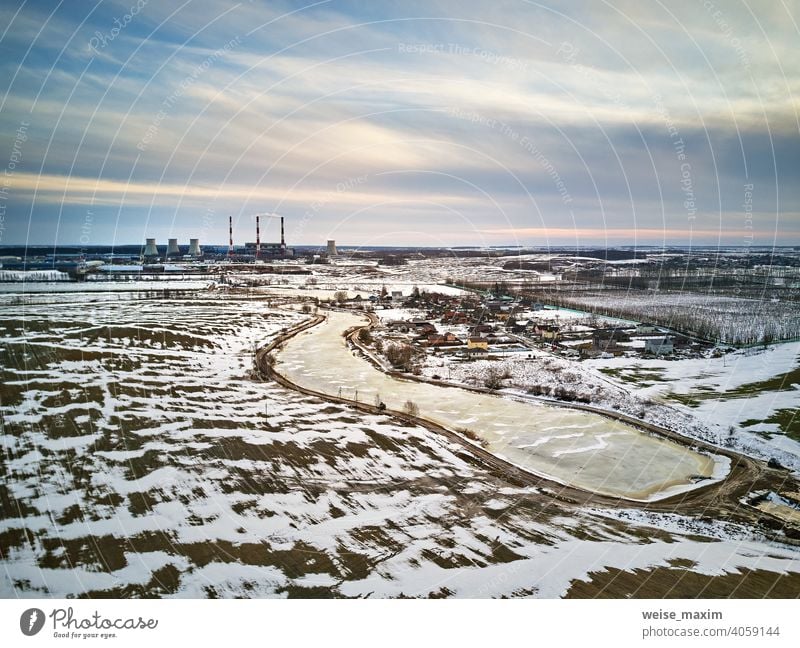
[274,311,728,501]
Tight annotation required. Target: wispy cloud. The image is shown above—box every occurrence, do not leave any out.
[1,0,797,245]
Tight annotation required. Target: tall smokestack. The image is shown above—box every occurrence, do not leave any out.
[281,216,285,250]
[256,215,260,259]
[188,239,201,257]
[228,216,233,257]
[167,238,180,258]
[143,238,159,258]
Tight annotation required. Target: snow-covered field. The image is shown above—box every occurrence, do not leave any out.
[544,290,799,345]
[414,336,800,472]
[0,279,213,293]
[586,343,800,463]
[1,287,799,598]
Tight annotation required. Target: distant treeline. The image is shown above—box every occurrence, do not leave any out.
[524,289,799,346]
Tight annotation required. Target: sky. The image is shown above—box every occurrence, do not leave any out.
[0,0,798,248]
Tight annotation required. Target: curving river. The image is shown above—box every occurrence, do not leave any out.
[273,310,728,501]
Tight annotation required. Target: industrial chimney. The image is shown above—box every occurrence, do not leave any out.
[143,238,159,258]
[255,215,261,259]
[228,216,233,257]
[188,239,201,257]
[281,216,286,251]
[327,240,338,256]
[166,238,180,258]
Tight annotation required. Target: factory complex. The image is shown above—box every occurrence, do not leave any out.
[0,215,332,280]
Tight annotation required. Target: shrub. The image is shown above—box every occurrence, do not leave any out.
[404,400,420,416]
[386,343,413,370]
[484,366,504,390]
[553,386,578,401]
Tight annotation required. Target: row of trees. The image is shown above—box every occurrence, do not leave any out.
[526,289,799,346]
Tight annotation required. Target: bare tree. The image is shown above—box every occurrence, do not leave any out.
[484,366,505,390]
[403,400,419,416]
[386,343,413,370]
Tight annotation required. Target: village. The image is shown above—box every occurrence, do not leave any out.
[334,284,712,366]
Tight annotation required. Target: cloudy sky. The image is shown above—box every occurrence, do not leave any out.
[0,0,798,247]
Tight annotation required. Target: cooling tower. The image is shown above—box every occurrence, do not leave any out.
[327,240,338,256]
[166,238,180,258]
[143,238,159,257]
[188,239,201,257]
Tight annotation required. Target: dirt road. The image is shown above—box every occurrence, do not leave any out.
[256,309,800,540]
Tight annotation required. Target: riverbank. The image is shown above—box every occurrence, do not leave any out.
[264,309,731,502]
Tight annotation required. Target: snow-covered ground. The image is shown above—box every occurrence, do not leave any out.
[585,342,800,466]
[0,279,214,293]
[2,287,799,598]
[551,290,799,345]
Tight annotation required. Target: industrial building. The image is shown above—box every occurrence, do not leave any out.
[141,237,204,261]
[232,214,293,260]
[129,213,297,266]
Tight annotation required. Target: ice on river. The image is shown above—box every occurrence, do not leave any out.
[274,311,727,501]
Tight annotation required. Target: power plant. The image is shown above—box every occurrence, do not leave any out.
[139,214,293,264]
[4,214,314,282]
[142,237,204,261]
[143,238,159,258]
[239,213,292,259]
[166,238,181,258]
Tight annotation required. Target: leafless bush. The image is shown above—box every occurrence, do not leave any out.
[484,366,505,390]
[404,400,419,416]
[386,343,413,370]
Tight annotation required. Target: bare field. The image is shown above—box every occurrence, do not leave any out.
[1,288,799,598]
